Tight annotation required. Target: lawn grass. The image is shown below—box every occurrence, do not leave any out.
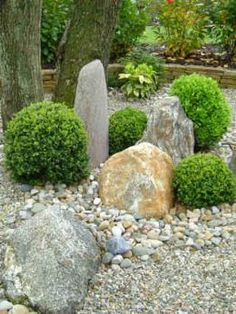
[138,26,157,45]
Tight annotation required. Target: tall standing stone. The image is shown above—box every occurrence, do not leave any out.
[74,60,108,168]
[138,96,194,165]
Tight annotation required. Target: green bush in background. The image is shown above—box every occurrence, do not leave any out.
[109,107,147,155]
[169,73,231,150]
[5,102,89,184]
[173,153,236,208]
[207,0,236,62]
[111,0,150,60]
[151,0,209,57]
[41,0,72,66]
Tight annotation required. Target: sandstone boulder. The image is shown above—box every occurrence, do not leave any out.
[99,142,174,218]
[138,96,194,165]
[74,59,108,168]
[3,206,100,314]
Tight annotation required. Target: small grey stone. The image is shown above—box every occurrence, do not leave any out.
[31,203,46,214]
[133,213,144,221]
[102,252,113,265]
[140,255,150,261]
[0,300,13,310]
[107,236,130,255]
[112,254,123,265]
[132,245,154,257]
[20,184,32,193]
[211,237,221,245]
[19,210,32,220]
[211,206,220,214]
[112,226,123,237]
[30,188,39,196]
[120,258,132,269]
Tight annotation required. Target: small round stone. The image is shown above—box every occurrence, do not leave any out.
[102,252,114,264]
[140,254,150,261]
[120,258,133,269]
[0,300,13,311]
[9,304,30,314]
[93,197,101,206]
[99,220,110,231]
[112,226,123,237]
[112,254,123,265]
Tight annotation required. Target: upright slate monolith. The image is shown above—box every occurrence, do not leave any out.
[74,60,109,168]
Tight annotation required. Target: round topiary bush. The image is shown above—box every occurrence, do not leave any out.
[5,102,89,184]
[169,73,231,150]
[173,153,236,208]
[109,107,147,155]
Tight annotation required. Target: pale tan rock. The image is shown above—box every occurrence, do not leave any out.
[9,305,30,314]
[99,143,174,218]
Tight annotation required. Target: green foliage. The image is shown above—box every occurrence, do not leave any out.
[152,0,208,57]
[111,0,150,60]
[4,102,89,184]
[119,48,165,89]
[109,107,147,155]
[173,153,236,208]
[207,0,236,61]
[119,62,157,98]
[41,0,72,66]
[169,74,231,150]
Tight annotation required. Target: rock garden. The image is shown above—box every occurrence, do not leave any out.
[0,0,236,313]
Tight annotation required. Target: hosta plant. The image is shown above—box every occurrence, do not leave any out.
[119,62,157,98]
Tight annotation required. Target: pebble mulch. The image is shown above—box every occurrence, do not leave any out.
[0,86,235,313]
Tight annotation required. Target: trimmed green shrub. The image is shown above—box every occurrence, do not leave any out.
[5,102,89,184]
[109,107,147,155]
[169,74,231,150]
[173,153,236,208]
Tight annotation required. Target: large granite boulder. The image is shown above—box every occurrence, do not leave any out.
[3,206,100,314]
[74,59,108,168]
[138,96,194,165]
[99,142,174,218]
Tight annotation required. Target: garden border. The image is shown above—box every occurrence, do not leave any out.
[42,64,236,93]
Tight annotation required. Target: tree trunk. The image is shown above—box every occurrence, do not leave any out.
[0,0,43,130]
[54,0,122,105]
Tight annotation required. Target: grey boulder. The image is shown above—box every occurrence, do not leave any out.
[3,206,100,314]
[138,96,194,164]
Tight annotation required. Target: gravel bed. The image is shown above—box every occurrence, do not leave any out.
[0,85,235,313]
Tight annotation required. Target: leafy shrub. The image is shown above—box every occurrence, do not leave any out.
[207,0,236,62]
[109,107,147,155]
[5,102,89,184]
[119,62,157,98]
[41,0,72,66]
[119,48,165,89]
[169,74,231,150]
[173,153,236,208]
[152,0,208,57]
[111,0,150,60]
